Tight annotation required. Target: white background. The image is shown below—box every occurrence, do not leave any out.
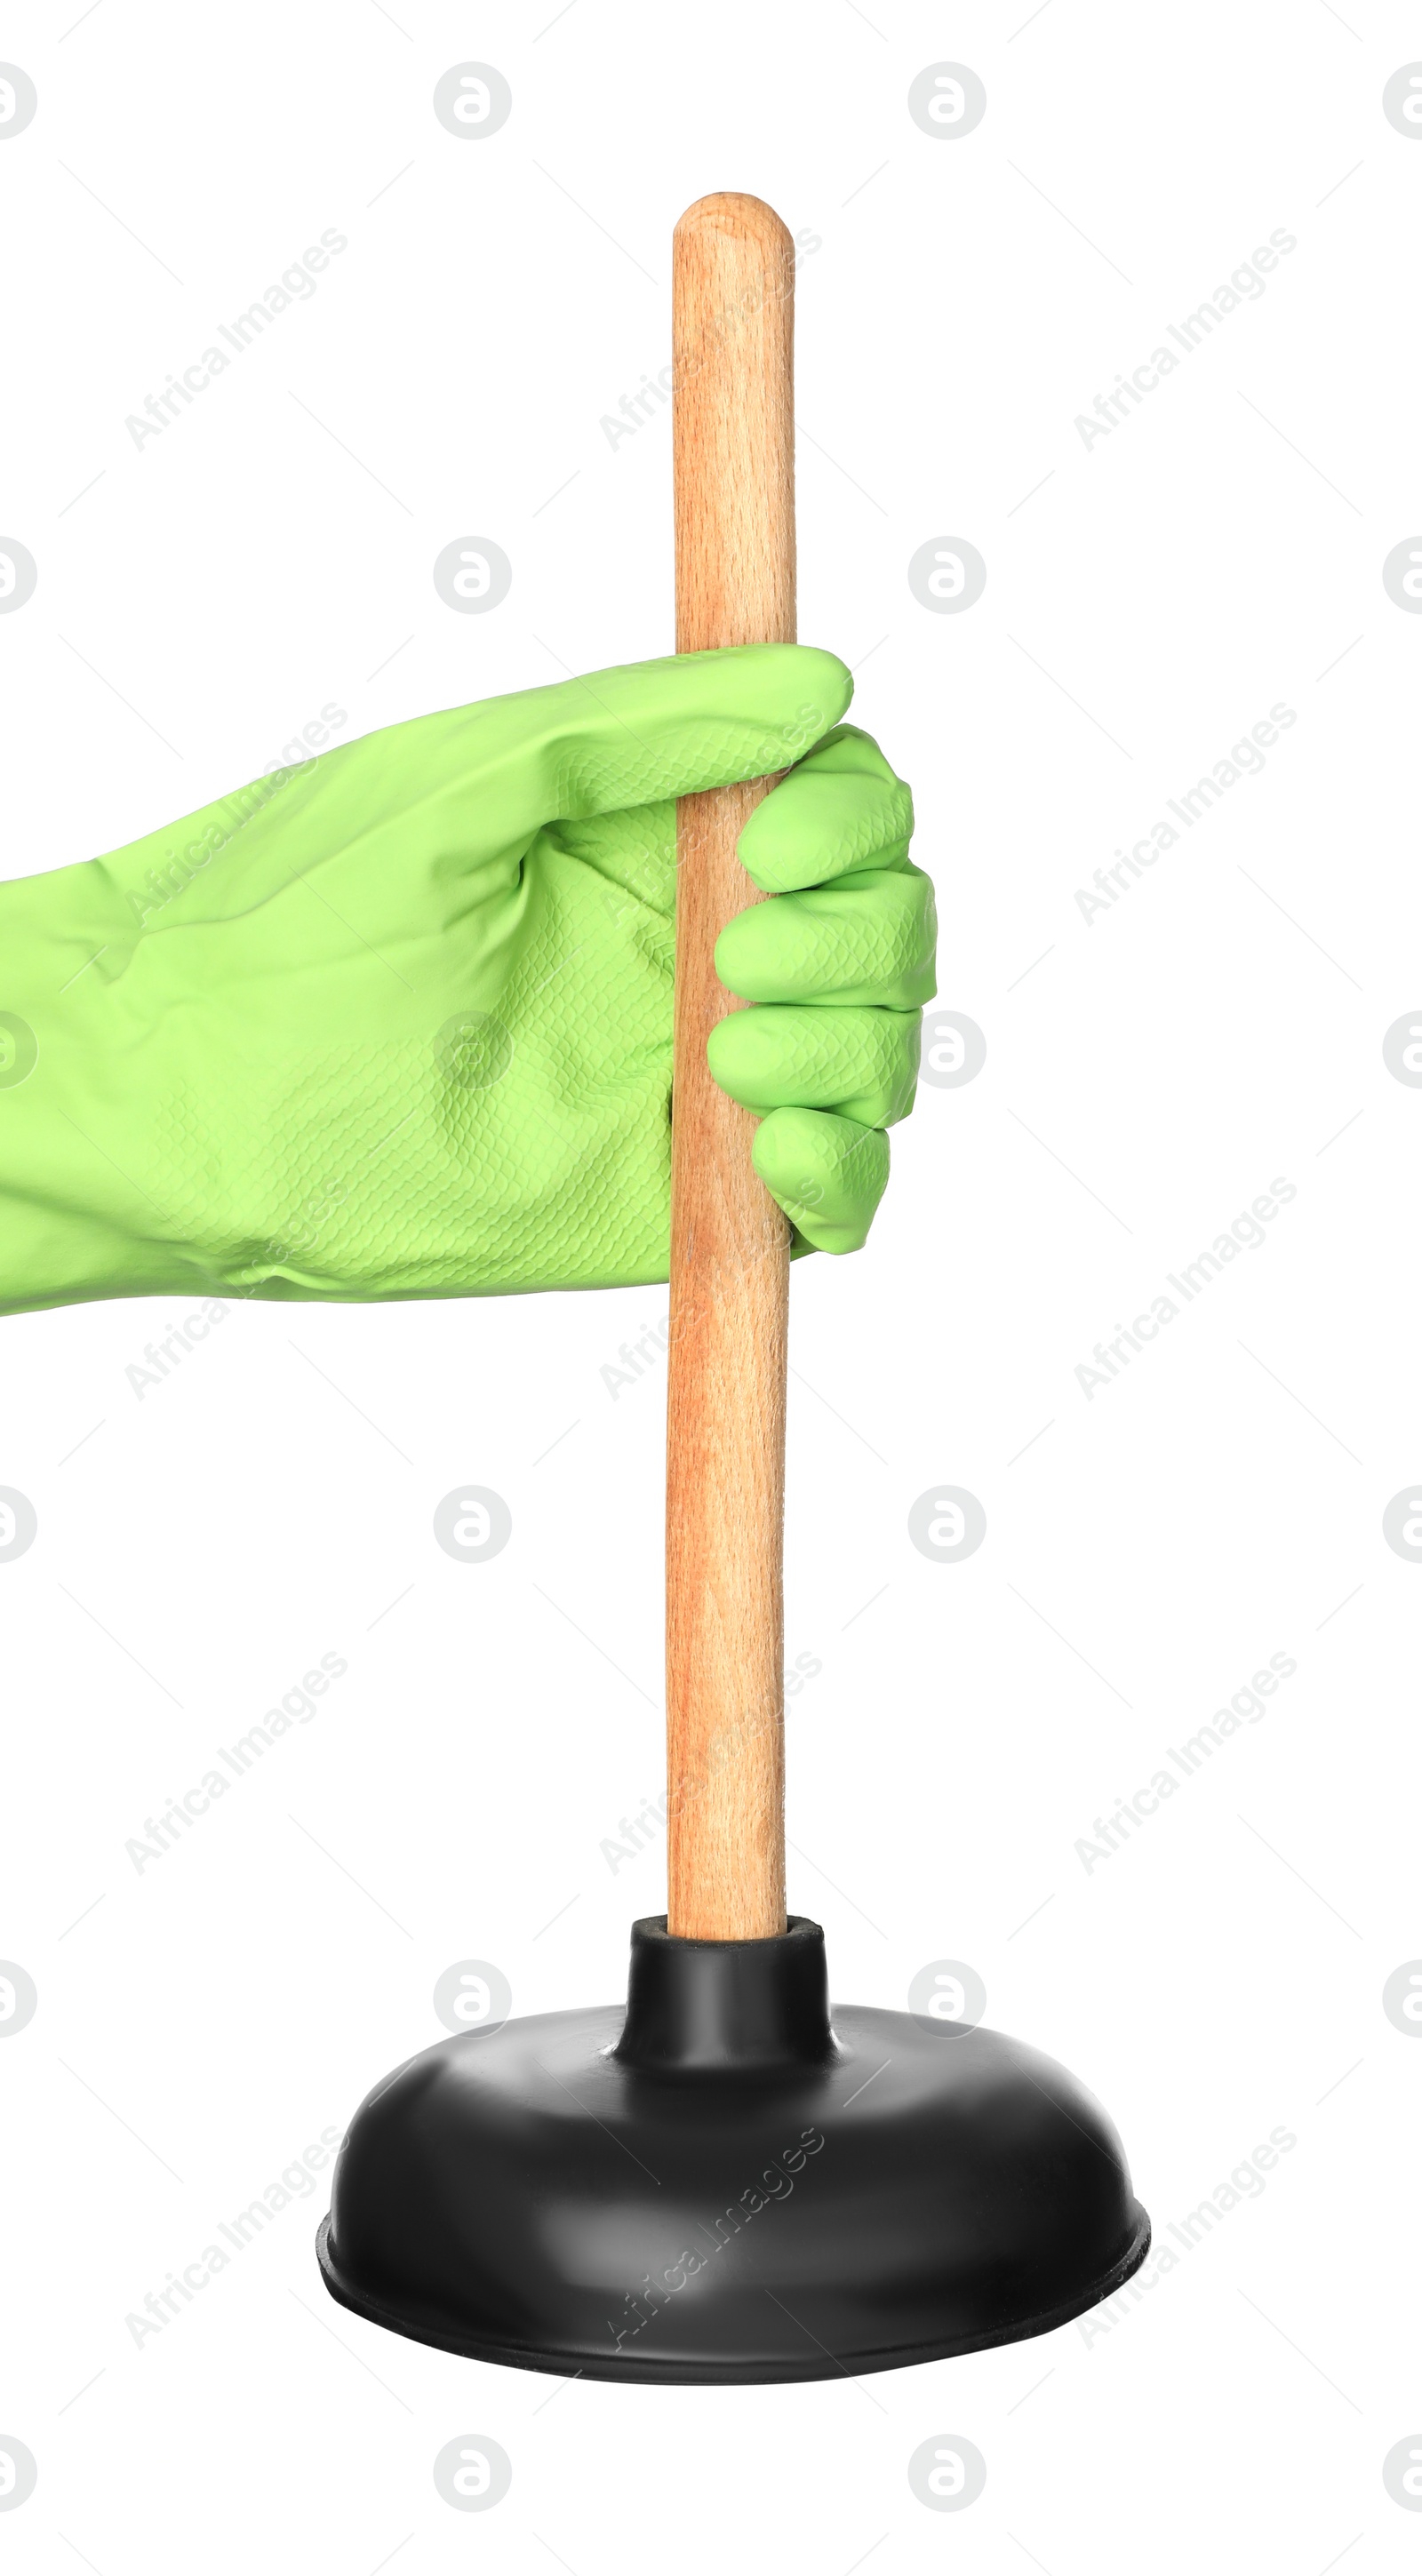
[4,1,1421,2567]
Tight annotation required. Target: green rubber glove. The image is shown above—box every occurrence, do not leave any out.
[0,644,934,1316]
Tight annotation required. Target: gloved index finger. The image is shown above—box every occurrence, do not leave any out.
[737,724,915,892]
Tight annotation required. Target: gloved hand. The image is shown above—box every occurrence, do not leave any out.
[0,644,934,1316]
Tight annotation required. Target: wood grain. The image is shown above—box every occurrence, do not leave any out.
[666,194,795,1940]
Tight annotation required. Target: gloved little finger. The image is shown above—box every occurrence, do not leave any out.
[752,1106,890,1254]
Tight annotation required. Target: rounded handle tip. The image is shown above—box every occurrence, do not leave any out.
[675,191,794,259]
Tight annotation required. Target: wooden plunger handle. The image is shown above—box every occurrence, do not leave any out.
[666,193,796,1940]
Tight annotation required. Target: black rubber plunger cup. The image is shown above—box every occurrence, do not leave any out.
[317,1916,1148,2381]
[316,193,1148,2380]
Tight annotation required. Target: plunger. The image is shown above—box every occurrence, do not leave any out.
[316,193,1150,2382]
